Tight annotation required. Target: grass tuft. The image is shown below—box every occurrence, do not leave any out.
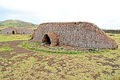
[0,46,13,51]
[18,41,112,54]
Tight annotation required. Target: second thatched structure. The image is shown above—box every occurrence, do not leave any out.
[0,28,33,34]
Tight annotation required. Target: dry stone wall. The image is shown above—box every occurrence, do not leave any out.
[103,30,120,34]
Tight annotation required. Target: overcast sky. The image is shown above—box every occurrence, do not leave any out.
[0,0,120,29]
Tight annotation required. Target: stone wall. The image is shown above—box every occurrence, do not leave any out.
[103,30,120,34]
[32,22,118,49]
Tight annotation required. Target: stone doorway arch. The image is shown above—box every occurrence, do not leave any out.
[42,33,59,46]
[12,31,15,34]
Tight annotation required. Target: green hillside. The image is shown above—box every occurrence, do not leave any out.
[0,19,38,27]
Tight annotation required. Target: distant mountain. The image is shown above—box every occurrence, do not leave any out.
[0,19,38,27]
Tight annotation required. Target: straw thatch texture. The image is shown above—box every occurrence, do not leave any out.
[0,28,16,34]
[0,28,33,34]
[31,22,118,49]
[15,28,33,34]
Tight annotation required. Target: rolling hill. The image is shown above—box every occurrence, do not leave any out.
[0,19,38,27]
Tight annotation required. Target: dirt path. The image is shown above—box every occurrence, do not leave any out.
[0,40,35,57]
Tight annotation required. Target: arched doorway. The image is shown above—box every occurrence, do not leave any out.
[12,31,15,34]
[42,33,59,46]
[42,34,51,45]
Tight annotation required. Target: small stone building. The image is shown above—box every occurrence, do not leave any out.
[31,22,118,49]
[0,28,33,34]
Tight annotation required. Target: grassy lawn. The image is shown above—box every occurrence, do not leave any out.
[0,33,120,80]
[0,46,13,51]
[18,41,111,54]
[0,34,31,42]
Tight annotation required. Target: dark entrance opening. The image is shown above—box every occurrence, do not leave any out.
[12,31,15,34]
[42,34,51,45]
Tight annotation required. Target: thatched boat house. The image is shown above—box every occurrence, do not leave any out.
[15,28,33,34]
[31,22,118,49]
[0,28,15,34]
[0,28,33,34]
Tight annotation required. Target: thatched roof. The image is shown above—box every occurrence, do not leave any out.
[0,28,33,34]
[31,22,118,49]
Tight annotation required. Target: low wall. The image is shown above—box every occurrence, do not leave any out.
[103,30,120,34]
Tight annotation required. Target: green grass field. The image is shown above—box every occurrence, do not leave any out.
[0,46,13,51]
[0,34,31,42]
[0,33,120,80]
